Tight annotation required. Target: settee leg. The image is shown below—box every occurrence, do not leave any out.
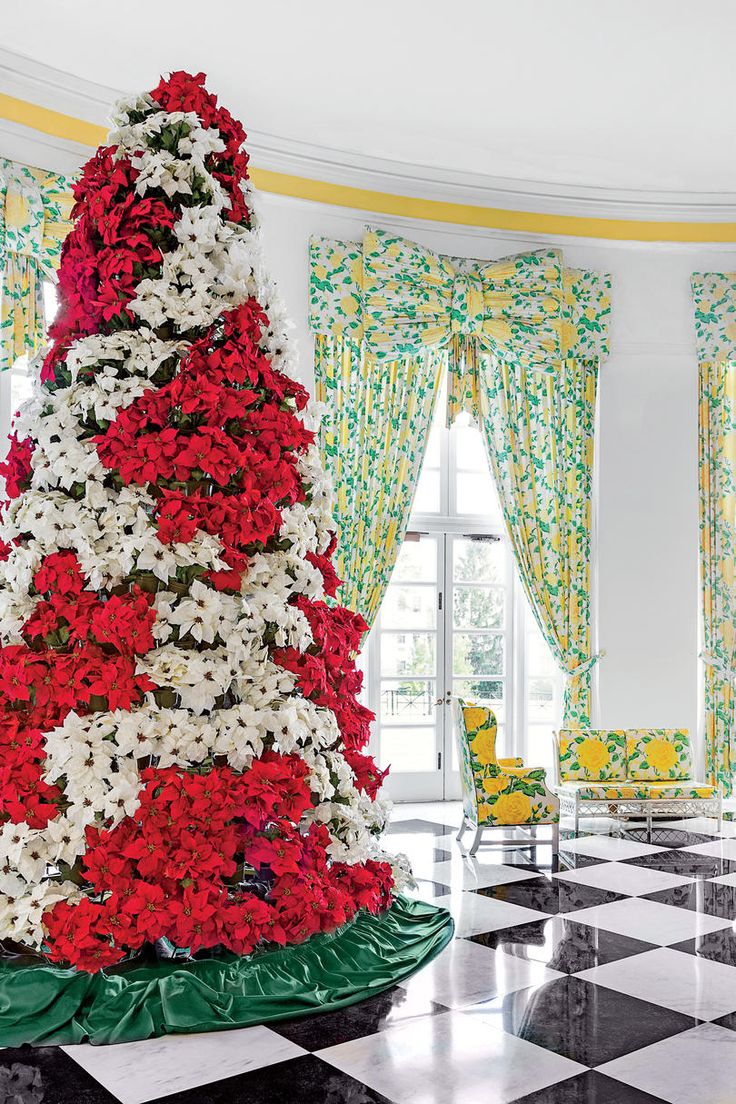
[551,822,559,855]
[456,815,467,842]
[646,808,653,844]
[470,827,483,856]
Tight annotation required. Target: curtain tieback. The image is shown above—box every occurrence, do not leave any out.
[564,651,605,679]
[700,652,736,682]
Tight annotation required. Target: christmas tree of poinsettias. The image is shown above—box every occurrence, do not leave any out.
[0,72,407,973]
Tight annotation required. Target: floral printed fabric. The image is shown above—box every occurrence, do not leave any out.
[625,729,693,781]
[0,159,75,372]
[560,780,716,800]
[313,334,442,628]
[558,730,627,781]
[455,699,559,827]
[692,274,736,795]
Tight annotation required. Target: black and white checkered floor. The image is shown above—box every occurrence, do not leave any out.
[7,804,736,1103]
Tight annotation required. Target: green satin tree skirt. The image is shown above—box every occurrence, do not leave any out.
[0,896,453,1046]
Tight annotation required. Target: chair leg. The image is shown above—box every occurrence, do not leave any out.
[455,815,467,842]
[646,808,653,844]
[469,827,483,856]
[551,822,559,855]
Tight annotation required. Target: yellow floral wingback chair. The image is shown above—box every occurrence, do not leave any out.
[455,699,560,855]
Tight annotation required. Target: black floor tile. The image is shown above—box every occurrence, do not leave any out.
[623,848,736,879]
[642,880,736,919]
[476,876,624,914]
[509,1068,666,1102]
[671,926,736,965]
[148,1053,393,1104]
[469,916,656,973]
[623,827,721,849]
[270,985,449,1051]
[474,975,698,1066]
[0,1047,119,1103]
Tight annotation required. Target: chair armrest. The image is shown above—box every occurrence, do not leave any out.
[498,757,524,768]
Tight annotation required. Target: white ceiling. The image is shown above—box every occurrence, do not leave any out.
[3,0,735,197]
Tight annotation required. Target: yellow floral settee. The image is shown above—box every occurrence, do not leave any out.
[555,729,721,834]
[455,700,559,855]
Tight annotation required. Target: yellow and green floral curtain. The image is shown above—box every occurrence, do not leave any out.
[309,232,610,701]
[0,159,75,372]
[692,273,736,795]
[477,266,610,728]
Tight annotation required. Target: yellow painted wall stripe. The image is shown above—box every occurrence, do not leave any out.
[2,92,736,243]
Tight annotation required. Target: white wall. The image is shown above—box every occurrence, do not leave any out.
[258,190,736,770]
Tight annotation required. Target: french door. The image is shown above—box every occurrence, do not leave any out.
[368,531,514,801]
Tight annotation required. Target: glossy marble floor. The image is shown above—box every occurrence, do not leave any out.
[6,805,736,1102]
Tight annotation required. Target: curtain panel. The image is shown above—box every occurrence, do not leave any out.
[692,274,736,795]
[0,159,76,372]
[477,267,608,727]
[309,233,610,721]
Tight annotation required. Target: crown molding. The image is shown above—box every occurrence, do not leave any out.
[2,48,736,234]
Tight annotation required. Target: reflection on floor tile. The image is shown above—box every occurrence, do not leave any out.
[624,848,736,879]
[578,945,736,1021]
[670,925,736,967]
[642,879,736,918]
[477,875,625,914]
[470,916,657,974]
[319,1009,586,1104]
[397,935,562,1009]
[434,891,552,937]
[566,895,732,945]
[508,1068,666,1102]
[599,1023,736,1104]
[270,985,450,1051]
[555,860,694,897]
[0,1047,119,1104]
[560,836,666,861]
[473,974,698,1066]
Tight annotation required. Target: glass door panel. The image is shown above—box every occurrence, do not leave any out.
[375,535,444,801]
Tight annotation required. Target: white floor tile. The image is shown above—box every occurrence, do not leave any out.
[63,1026,305,1104]
[319,1008,584,1104]
[578,946,736,1020]
[566,896,732,946]
[397,935,561,1010]
[423,858,540,891]
[560,835,667,860]
[708,871,736,887]
[681,838,736,861]
[599,1023,736,1104]
[661,817,736,837]
[433,892,550,938]
[555,860,694,896]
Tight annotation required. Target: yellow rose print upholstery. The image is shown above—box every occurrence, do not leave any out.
[455,699,559,828]
[558,729,627,782]
[626,729,692,781]
[561,781,717,801]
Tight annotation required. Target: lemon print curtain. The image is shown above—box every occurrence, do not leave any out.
[309,232,610,679]
[0,159,75,372]
[477,266,610,727]
[692,274,736,795]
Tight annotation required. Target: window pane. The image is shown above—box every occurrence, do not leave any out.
[454,423,487,471]
[381,632,436,677]
[453,585,504,630]
[527,619,558,676]
[380,727,436,772]
[453,538,504,583]
[44,280,59,325]
[453,632,504,676]
[391,539,437,584]
[457,469,501,517]
[528,677,556,722]
[453,678,505,723]
[11,367,31,410]
[412,465,440,513]
[381,680,435,722]
[382,585,436,630]
[527,724,555,776]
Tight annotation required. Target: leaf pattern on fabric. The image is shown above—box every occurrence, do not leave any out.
[0,159,76,372]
